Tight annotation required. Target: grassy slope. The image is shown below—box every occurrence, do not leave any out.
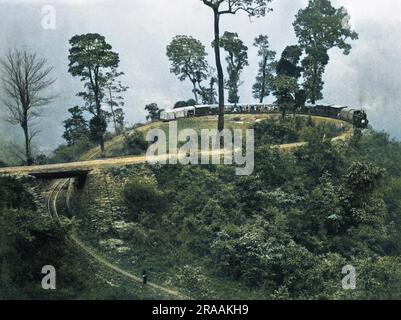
[83,114,352,160]
[68,114,353,299]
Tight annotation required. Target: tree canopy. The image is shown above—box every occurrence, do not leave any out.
[293,0,358,103]
[167,35,209,104]
[219,32,249,104]
[68,33,121,157]
[200,0,274,131]
[252,35,276,103]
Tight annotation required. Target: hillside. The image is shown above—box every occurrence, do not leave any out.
[80,114,352,160]
[67,117,401,299]
[49,116,401,299]
[2,114,401,299]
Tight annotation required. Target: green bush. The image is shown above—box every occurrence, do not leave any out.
[0,176,35,210]
[123,179,167,222]
[50,136,95,163]
[174,265,212,299]
[123,131,149,156]
[254,119,298,145]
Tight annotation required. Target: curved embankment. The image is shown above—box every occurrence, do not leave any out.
[0,116,353,176]
[47,178,188,300]
[0,115,352,300]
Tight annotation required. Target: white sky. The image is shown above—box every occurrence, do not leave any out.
[0,0,400,149]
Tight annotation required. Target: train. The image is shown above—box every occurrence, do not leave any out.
[159,103,369,129]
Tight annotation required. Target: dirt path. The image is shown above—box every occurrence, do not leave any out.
[0,149,238,175]
[70,233,188,299]
[3,115,352,299]
[0,126,352,175]
[47,178,189,299]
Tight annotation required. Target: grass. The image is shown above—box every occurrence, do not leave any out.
[68,113,353,299]
[82,114,352,159]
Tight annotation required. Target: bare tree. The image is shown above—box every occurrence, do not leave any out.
[0,48,56,165]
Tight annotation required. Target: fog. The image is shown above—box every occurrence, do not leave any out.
[0,0,400,151]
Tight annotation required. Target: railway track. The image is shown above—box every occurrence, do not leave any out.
[46,177,188,300]
[12,114,354,300]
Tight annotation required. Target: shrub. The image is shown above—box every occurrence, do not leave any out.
[175,265,212,299]
[50,136,95,163]
[123,179,167,222]
[123,131,149,156]
[253,119,298,145]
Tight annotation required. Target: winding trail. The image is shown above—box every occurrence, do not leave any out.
[47,178,189,299]
[1,115,353,300]
[0,118,352,176]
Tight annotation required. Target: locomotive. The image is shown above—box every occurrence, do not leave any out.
[160,103,369,129]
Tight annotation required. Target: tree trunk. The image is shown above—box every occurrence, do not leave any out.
[22,120,33,166]
[192,81,199,104]
[213,9,225,132]
[100,139,105,157]
[311,61,318,104]
[108,87,118,134]
[260,56,267,103]
[94,72,105,158]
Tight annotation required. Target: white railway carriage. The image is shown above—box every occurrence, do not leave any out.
[174,108,186,119]
[160,106,196,121]
[160,110,176,121]
[160,102,368,128]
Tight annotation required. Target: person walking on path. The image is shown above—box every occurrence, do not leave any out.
[142,270,148,285]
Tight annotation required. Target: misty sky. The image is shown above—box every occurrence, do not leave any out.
[0,0,400,151]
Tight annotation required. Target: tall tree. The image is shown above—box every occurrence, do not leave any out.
[200,0,273,131]
[145,103,163,121]
[0,48,56,166]
[68,33,120,157]
[252,35,276,103]
[273,45,304,119]
[219,32,249,104]
[166,35,209,104]
[293,0,358,103]
[104,68,129,134]
[62,106,89,146]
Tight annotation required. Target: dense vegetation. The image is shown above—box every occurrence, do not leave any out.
[0,176,170,299]
[0,0,397,301]
[69,121,401,299]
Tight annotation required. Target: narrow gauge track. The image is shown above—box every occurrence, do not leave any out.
[29,113,354,300]
[47,178,189,300]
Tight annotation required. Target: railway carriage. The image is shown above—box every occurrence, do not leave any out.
[160,102,368,129]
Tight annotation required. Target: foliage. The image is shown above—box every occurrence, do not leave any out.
[104,68,129,134]
[145,103,163,121]
[167,35,209,104]
[0,176,35,210]
[123,130,149,156]
[174,99,197,109]
[199,75,218,104]
[68,33,121,156]
[65,116,401,300]
[123,178,167,223]
[50,136,94,163]
[252,35,276,102]
[293,0,358,103]
[219,32,249,104]
[174,265,212,299]
[200,0,274,131]
[63,106,89,146]
[273,45,305,119]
